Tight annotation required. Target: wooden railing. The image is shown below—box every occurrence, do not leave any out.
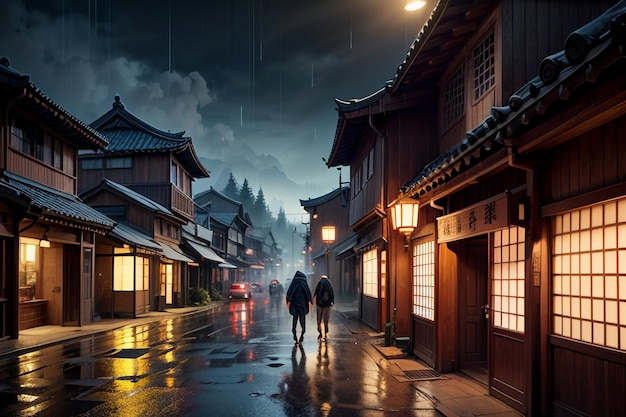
[171,186,194,220]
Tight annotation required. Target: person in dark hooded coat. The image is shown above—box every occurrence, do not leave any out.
[285,270,313,345]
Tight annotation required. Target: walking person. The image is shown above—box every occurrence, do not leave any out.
[269,279,284,314]
[286,270,313,345]
[313,275,334,342]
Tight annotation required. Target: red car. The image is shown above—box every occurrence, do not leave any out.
[228,283,252,300]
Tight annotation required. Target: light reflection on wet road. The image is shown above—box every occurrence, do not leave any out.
[0,293,442,417]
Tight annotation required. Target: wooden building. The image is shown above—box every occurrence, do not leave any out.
[78,95,209,313]
[0,58,115,338]
[81,179,191,315]
[300,187,358,300]
[245,226,279,287]
[181,221,225,301]
[194,187,253,286]
[328,0,625,415]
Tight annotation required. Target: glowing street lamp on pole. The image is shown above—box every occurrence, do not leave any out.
[321,225,336,276]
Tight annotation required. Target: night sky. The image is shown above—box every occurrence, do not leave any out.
[0,0,433,216]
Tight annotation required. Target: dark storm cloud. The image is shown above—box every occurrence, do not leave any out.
[0,0,432,214]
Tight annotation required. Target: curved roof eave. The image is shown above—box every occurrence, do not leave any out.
[334,84,390,113]
[0,58,108,149]
[390,0,499,95]
[175,142,211,178]
[300,186,348,208]
[90,95,187,142]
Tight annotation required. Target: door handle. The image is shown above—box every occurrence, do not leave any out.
[481,304,490,319]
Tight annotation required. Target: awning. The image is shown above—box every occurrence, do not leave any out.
[332,234,358,259]
[218,262,238,269]
[186,240,225,263]
[3,171,115,232]
[157,242,194,263]
[224,257,251,268]
[110,222,162,252]
[312,246,329,261]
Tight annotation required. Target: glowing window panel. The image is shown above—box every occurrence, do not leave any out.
[551,198,626,351]
[362,249,379,298]
[492,226,525,333]
[412,240,435,321]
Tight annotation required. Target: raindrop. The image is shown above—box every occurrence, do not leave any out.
[267,363,284,368]
[249,392,265,397]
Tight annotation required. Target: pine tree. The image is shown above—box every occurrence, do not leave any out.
[275,207,287,233]
[252,188,272,225]
[238,178,255,214]
[223,173,239,200]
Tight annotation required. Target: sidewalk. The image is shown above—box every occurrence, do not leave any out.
[336,303,522,417]
[0,304,221,359]
[1,302,522,417]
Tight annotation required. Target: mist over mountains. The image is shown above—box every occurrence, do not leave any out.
[195,142,339,220]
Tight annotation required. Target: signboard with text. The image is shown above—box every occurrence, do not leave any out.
[437,192,509,243]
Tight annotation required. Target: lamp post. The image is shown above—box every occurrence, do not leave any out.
[387,200,419,346]
[321,225,336,277]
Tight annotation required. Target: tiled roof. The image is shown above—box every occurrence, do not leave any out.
[101,129,188,153]
[210,212,238,227]
[110,221,162,252]
[2,172,115,231]
[97,179,175,216]
[401,4,626,201]
[390,0,499,95]
[0,57,108,149]
[90,95,210,178]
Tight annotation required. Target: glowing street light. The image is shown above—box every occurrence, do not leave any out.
[405,1,427,11]
[321,225,336,276]
[391,200,419,248]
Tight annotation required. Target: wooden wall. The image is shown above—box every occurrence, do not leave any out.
[500,0,616,102]
[8,150,75,195]
[79,153,170,194]
[545,114,626,204]
[551,337,626,416]
[385,106,439,207]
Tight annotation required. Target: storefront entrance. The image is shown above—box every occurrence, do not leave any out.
[458,238,488,384]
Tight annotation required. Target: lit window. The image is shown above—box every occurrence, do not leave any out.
[114,256,149,291]
[492,226,526,333]
[363,248,379,298]
[160,263,174,304]
[552,199,626,350]
[412,240,435,320]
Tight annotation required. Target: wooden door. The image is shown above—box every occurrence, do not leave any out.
[459,240,488,368]
[42,246,63,325]
[63,245,80,326]
[81,247,93,324]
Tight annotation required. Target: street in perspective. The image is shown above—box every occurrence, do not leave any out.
[0,292,443,417]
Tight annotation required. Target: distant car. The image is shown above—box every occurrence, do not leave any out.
[228,283,252,300]
[250,281,263,293]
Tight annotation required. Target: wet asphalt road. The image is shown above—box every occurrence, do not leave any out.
[0,293,442,417]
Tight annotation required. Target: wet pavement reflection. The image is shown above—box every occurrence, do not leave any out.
[0,294,442,417]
